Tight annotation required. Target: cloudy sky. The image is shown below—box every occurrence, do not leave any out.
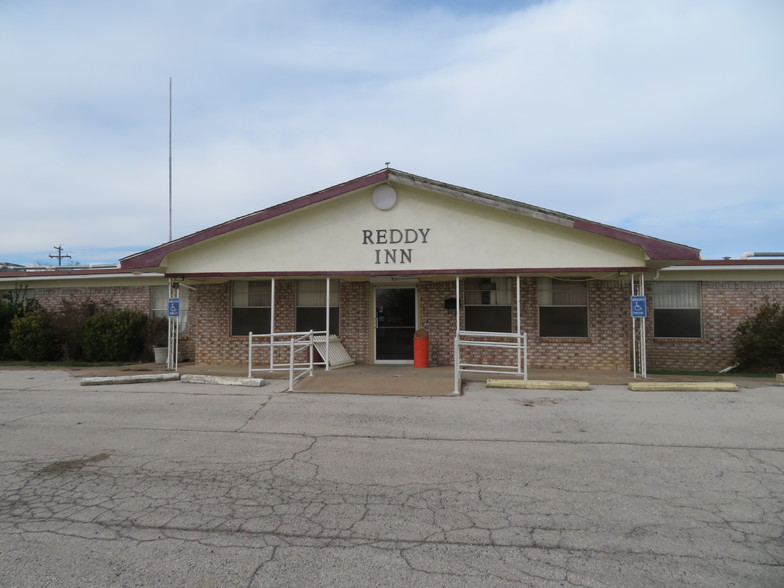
[1,0,782,266]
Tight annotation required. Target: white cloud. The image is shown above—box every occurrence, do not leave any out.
[0,0,782,264]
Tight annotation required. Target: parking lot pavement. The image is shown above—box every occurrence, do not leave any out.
[1,369,782,587]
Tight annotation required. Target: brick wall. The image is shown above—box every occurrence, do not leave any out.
[192,280,299,367]
[419,281,457,366]
[28,285,151,314]
[424,278,631,371]
[647,281,784,371]
[182,277,784,371]
[339,281,371,363]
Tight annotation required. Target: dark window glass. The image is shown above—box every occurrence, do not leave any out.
[296,308,340,335]
[465,306,513,333]
[539,307,589,337]
[231,308,271,336]
[653,309,701,338]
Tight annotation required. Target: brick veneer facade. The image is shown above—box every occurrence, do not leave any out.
[14,277,781,372]
[191,280,373,366]
[27,285,150,314]
[188,277,783,371]
[646,280,784,371]
[419,278,631,371]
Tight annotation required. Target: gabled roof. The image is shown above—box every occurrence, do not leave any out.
[121,168,700,270]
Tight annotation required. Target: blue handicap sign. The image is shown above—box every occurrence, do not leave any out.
[167,298,180,318]
[630,295,647,318]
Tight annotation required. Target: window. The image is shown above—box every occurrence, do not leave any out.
[232,281,271,336]
[296,280,339,335]
[464,277,513,332]
[653,281,701,338]
[538,278,588,337]
[151,285,189,334]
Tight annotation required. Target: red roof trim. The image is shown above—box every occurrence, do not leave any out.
[0,268,140,278]
[673,259,784,266]
[121,167,702,271]
[121,169,390,269]
[572,219,700,260]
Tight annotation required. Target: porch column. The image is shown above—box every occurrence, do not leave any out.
[455,276,461,332]
[325,277,331,371]
[269,278,276,371]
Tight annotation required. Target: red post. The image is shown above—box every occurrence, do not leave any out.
[413,329,429,368]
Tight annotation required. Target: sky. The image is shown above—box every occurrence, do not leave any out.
[1,0,782,266]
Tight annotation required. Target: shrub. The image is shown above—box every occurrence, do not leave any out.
[50,298,106,361]
[8,311,59,362]
[81,309,149,362]
[0,286,41,359]
[732,300,784,373]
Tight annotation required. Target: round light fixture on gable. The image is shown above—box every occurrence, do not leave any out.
[372,184,397,210]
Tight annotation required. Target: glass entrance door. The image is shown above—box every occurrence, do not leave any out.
[375,287,416,362]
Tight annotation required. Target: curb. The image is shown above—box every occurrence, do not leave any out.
[487,379,591,391]
[627,382,738,392]
[81,373,181,386]
[180,374,266,387]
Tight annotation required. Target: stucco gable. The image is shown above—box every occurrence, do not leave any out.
[120,168,699,274]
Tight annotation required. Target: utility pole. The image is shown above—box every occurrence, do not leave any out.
[49,245,72,266]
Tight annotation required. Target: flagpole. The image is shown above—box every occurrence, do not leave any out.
[168,76,173,242]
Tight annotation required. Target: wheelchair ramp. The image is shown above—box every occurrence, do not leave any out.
[312,335,355,369]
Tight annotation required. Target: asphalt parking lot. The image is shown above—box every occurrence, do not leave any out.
[1,369,782,587]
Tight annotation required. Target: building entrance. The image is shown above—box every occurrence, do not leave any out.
[374,287,416,363]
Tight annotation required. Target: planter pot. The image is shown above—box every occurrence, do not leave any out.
[153,346,168,364]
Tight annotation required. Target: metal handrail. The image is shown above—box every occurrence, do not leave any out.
[454,330,528,394]
[248,330,327,389]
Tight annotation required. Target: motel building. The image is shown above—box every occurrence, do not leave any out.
[2,168,783,378]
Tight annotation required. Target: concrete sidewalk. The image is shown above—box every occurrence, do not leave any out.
[50,361,778,392]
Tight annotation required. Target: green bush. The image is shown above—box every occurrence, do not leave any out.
[8,311,59,362]
[81,309,149,362]
[0,286,41,359]
[50,298,106,361]
[733,300,784,373]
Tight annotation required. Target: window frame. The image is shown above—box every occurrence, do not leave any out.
[295,279,340,335]
[537,277,589,338]
[231,280,272,336]
[463,277,513,333]
[652,281,702,338]
[151,285,189,334]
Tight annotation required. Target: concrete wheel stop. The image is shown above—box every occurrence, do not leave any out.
[627,381,738,392]
[487,379,591,391]
[180,374,266,387]
[81,373,181,386]
[81,373,265,387]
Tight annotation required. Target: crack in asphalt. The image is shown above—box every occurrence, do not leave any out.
[50,423,784,453]
[1,443,782,587]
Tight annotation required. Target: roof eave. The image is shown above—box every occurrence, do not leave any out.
[121,169,391,270]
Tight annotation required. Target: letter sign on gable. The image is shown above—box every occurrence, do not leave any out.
[362,227,431,265]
